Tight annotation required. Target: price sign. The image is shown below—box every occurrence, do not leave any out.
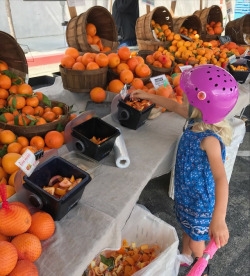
[150,75,169,89]
[179,65,192,72]
[228,54,237,64]
[120,84,128,99]
[218,35,231,45]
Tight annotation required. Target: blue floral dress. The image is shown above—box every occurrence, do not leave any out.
[174,122,226,241]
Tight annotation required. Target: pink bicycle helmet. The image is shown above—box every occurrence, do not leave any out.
[180,64,239,124]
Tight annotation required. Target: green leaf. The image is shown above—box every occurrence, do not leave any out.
[100,255,115,271]
[1,70,18,79]
[42,94,51,107]
[0,145,8,157]
[56,123,65,132]
[0,114,7,123]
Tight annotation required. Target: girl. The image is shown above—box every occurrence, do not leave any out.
[131,65,239,275]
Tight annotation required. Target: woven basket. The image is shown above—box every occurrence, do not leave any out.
[193,5,223,41]
[0,31,28,80]
[225,14,250,45]
[137,39,171,52]
[137,50,154,62]
[0,101,69,139]
[173,15,202,36]
[66,6,118,53]
[60,65,108,93]
[136,6,173,41]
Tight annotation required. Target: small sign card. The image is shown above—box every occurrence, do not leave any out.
[120,84,128,99]
[179,65,193,72]
[150,74,169,89]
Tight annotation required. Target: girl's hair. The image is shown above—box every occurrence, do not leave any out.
[190,107,233,146]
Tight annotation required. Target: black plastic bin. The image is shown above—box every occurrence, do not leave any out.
[23,156,91,221]
[71,117,120,161]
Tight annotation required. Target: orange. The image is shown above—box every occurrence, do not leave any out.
[0,233,9,242]
[90,87,106,103]
[25,96,39,107]
[21,105,35,115]
[86,23,97,36]
[29,136,45,150]
[118,46,131,61]
[135,56,144,64]
[20,146,37,155]
[145,55,155,65]
[0,60,8,71]
[8,259,39,276]
[126,57,139,72]
[0,88,9,99]
[108,53,120,68]
[16,136,29,148]
[60,54,75,69]
[119,69,134,84]
[34,91,44,101]
[91,35,100,44]
[16,114,30,126]
[0,166,8,179]
[0,241,18,276]
[44,130,64,149]
[87,34,93,44]
[69,113,77,121]
[86,61,100,70]
[35,117,47,125]
[102,46,112,53]
[131,78,144,89]
[0,129,16,144]
[116,63,130,74]
[108,79,124,93]
[11,233,42,262]
[27,211,55,241]
[156,85,173,98]
[0,74,11,89]
[135,63,151,78]
[52,106,63,116]
[81,52,95,66]
[65,47,79,59]
[95,53,109,67]
[8,95,26,109]
[0,204,31,236]
[7,142,23,154]
[34,105,44,116]
[72,61,85,70]
[17,83,33,96]
[8,170,19,187]
[42,111,57,122]
[0,112,14,123]
[1,153,21,174]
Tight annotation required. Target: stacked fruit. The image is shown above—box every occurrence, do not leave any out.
[206,21,224,35]
[0,197,56,275]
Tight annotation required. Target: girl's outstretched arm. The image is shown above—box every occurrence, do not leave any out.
[201,136,229,248]
[130,89,189,118]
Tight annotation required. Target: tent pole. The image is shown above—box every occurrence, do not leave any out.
[66,0,77,18]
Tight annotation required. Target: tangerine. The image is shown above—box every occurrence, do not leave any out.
[52,106,63,116]
[90,87,106,103]
[11,233,42,262]
[108,79,124,93]
[86,23,97,36]
[21,105,35,115]
[2,152,21,174]
[29,136,45,150]
[0,88,9,99]
[120,69,134,84]
[118,46,131,61]
[0,112,14,123]
[25,96,39,107]
[0,74,11,90]
[95,53,109,67]
[0,60,8,71]
[7,142,23,154]
[44,130,64,149]
[0,129,16,144]
[86,61,100,70]
[0,241,18,276]
[27,211,55,241]
[0,203,31,236]
[8,95,26,109]
[72,62,85,70]
[65,47,79,59]
[17,83,33,96]
[60,54,75,69]
[8,259,39,276]
[33,105,44,116]
[42,111,57,122]
[16,136,29,148]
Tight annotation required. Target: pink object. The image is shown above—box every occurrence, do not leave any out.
[180,64,238,124]
[187,239,218,276]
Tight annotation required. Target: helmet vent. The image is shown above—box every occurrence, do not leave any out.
[223,87,226,91]
[209,78,212,80]
[207,71,210,73]
[217,75,220,77]
[195,87,198,91]
[224,80,227,82]
[215,84,218,87]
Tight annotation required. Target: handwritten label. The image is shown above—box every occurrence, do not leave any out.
[15,149,39,177]
[150,75,168,89]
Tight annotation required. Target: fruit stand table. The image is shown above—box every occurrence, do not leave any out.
[13,76,249,276]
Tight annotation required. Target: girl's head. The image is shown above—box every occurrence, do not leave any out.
[180,64,239,124]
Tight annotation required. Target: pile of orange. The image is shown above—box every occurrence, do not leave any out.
[0,200,55,275]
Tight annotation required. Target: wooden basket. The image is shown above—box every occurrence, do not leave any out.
[0,31,28,80]
[137,39,170,52]
[225,14,250,45]
[173,15,202,36]
[66,6,118,53]
[60,65,108,93]
[193,5,222,41]
[0,101,69,139]
[136,6,173,41]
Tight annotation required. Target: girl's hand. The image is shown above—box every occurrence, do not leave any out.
[130,89,149,100]
[209,219,229,248]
